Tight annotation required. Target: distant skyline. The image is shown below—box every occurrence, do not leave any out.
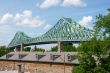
[0,0,110,49]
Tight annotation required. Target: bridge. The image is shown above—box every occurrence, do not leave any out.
[8,17,96,52]
[0,17,102,73]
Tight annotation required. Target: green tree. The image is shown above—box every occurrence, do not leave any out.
[94,66,108,73]
[23,47,31,52]
[34,48,45,52]
[51,42,76,52]
[94,8,110,72]
[0,46,12,57]
[72,8,110,73]
[94,8,110,36]
[51,46,58,52]
[72,66,85,73]
[73,38,110,73]
[62,42,76,52]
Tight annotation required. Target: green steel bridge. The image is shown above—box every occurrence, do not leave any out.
[0,17,103,64]
[8,17,99,48]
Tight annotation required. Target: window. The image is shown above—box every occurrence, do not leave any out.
[50,54,60,61]
[6,54,14,59]
[19,54,27,59]
[67,54,74,61]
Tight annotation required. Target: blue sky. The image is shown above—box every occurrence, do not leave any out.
[0,0,110,50]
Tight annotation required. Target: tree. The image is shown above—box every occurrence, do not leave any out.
[0,46,12,57]
[51,42,76,52]
[94,8,110,72]
[73,38,97,73]
[23,47,31,52]
[72,66,85,73]
[73,38,110,73]
[51,46,58,52]
[34,48,45,52]
[94,8,110,36]
[72,8,110,73]
[94,66,108,73]
[62,42,76,52]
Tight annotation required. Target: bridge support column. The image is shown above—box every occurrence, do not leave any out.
[20,43,24,52]
[57,41,61,52]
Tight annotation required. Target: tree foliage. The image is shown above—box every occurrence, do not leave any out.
[51,42,76,52]
[51,46,58,52]
[62,42,76,52]
[0,46,12,57]
[23,47,31,51]
[94,8,110,36]
[73,38,110,73]
[72,8,110,73]
[34,48,45,52]
[72,66,85,73]
[23,46,45,52]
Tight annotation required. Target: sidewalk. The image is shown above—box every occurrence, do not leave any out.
[0,71,30,73]
[0,71,18,73]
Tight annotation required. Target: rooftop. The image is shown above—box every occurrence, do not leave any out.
[0,52,79,65]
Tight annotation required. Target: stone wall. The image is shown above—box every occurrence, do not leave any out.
[0,60,74,73]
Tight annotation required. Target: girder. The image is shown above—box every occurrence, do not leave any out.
[8,17,97,48]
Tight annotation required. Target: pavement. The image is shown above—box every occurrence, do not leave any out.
[0,71,30,73]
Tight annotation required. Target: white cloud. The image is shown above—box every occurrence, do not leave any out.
[0,14,13,34]
[0,10,45,28]
[36,0,86,8]
[37,0,61,8]
[78,16,93,26]
[0,10,49,46]
[62,0,86,7]
[44,24,52,30]
[14,10,45,28]
[0,13,14,25]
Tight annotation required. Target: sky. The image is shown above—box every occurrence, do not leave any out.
[0,0,110,50]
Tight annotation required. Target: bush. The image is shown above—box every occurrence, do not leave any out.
[72,66,85,73]
[0,46,12,57]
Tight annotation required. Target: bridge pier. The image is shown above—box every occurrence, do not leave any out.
[14,43,24,52]
[20,43,24,52]
[57,41,61,52]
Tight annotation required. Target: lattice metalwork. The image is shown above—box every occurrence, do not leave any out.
[8,18,98,48]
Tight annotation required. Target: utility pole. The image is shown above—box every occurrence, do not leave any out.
[64,54,65,73]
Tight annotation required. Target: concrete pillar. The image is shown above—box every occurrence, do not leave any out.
[57,41,61,52]
[21,43,24,52]
[17,64,22,73]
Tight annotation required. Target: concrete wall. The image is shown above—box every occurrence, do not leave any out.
[0,60,74,73]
